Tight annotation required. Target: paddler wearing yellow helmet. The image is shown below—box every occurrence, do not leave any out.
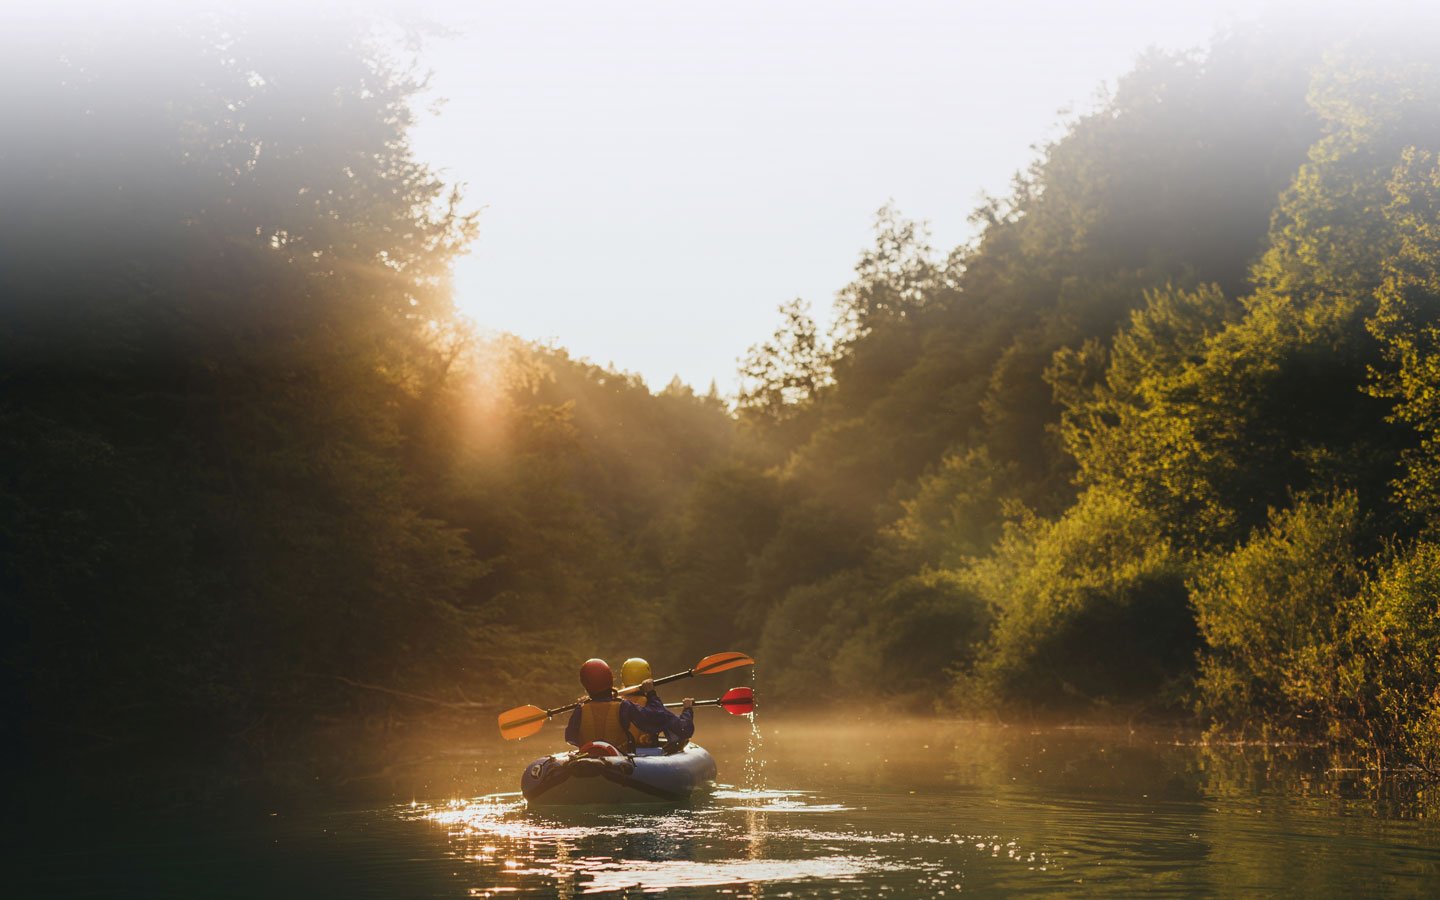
[620,658,696,750]
[564,658,694,752]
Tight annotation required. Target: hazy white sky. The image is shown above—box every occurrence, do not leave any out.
[408,0,1275,392]
[18,0,1359,393]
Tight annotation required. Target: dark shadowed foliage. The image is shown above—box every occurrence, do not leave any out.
[10,9,1440,793]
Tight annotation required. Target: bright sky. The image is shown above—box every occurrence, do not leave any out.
[407,0,1274,393]
[19,0,1366,393]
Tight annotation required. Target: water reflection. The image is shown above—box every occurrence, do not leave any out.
[24,716,1440,896]
[406,717,1440,896]
[420,784,1063,894]
[420,788,930,894]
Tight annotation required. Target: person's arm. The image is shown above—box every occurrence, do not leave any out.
[668,704,695,742]
[642,690,668,713]
[624,680,683,733]
[564,701,585,747]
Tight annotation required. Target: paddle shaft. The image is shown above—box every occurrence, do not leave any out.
[651,669,699,688]
[613,663,711,699]
[538,667,703,720]
[665,687,753,712]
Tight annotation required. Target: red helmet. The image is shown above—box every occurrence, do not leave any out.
[580,658,613,695]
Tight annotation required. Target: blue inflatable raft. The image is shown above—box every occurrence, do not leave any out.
[520,744,718,805]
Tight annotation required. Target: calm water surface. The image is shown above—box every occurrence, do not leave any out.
[19,715,1440,897]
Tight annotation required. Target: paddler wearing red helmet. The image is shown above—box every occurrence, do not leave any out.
[564,658,695,752]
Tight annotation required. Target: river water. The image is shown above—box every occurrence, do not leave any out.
[18,714,1440,897]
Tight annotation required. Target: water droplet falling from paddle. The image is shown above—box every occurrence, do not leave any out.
[743,665,766,792]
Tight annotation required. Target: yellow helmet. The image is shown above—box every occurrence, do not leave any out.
[620,657,652,687]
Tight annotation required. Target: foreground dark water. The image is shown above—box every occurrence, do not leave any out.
[17,715,1440,896]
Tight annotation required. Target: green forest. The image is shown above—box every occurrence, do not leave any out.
[8,14,1440,785]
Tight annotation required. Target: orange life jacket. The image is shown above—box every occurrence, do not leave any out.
[625,696,661,748]
[576,700,634,752]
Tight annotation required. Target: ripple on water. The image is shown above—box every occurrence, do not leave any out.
[710,786,852,812]
[412,787,1057,895]
[709,787,813,800]
[575,854,906,894]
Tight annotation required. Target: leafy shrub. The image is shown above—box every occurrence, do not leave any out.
[955,488,1195,713]
[1192,493,1364,734]
[756,571,875,702]
[1346,541,1440,771]
[831,570,991,702]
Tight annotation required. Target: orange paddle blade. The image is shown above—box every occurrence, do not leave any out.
[497,704,549,740]
[692,651,754,676]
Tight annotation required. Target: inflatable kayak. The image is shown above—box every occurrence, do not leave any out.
[520,744,718,806]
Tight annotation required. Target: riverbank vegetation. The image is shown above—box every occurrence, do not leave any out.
[7,11,1440,785]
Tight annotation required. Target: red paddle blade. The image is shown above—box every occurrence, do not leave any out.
[717,686,755,715]
[498,704,549,740]
[693,651,754,677]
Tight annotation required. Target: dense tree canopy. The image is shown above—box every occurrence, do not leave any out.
[705,19,1440,775]
[9,11,1440,787]
[0,15,733,774]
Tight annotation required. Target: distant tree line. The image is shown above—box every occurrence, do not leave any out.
[7,11,1440,781]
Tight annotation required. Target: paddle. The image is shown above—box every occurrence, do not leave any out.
[664,686,754,716]
[497,651,754,740]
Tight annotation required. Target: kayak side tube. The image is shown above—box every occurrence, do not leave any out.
[520,744,718,805]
